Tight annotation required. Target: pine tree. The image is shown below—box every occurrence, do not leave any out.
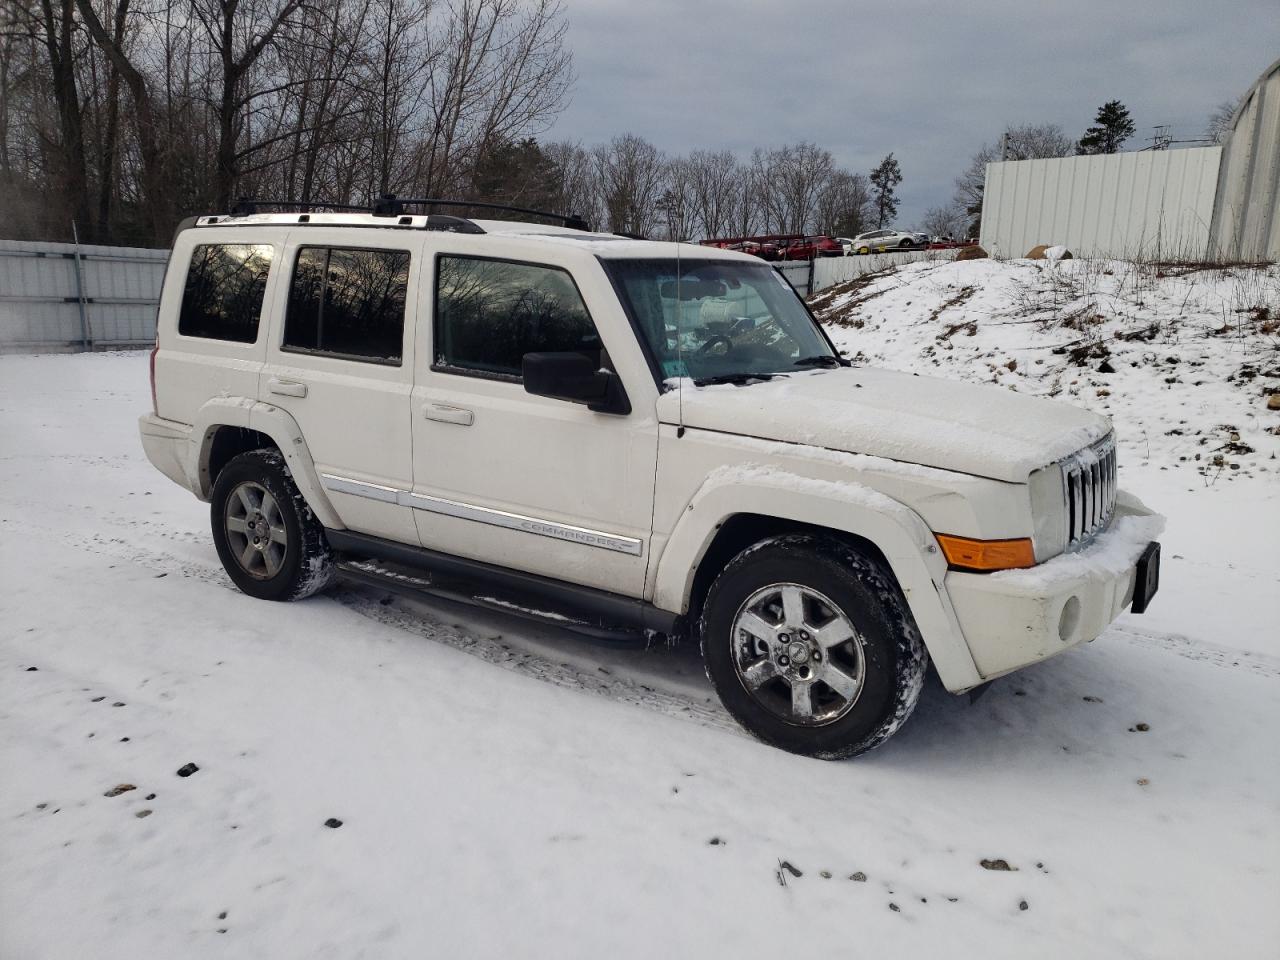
[869,153,903,229]
[1076,101,1136,155]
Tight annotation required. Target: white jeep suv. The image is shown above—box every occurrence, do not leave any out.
[139,202,1162,759]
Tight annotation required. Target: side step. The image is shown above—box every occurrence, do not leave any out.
[334,557,649,645]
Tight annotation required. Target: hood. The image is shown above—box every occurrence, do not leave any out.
[657,366,1110,483]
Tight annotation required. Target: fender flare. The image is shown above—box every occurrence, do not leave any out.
[187,397,345,531]
[653,465,982,692]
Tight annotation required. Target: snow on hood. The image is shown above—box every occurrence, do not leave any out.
[657,366,1111,483]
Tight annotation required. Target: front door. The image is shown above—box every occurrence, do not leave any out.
[409,252,656,597]
[260,234,422,545]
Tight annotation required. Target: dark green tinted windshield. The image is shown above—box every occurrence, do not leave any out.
[603,259,836,382]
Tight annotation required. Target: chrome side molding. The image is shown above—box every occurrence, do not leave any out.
[319,474,644,556]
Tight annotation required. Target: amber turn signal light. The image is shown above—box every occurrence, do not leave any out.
[935,534,1036,572]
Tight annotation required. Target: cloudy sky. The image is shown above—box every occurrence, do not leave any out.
[548,0,1279,229]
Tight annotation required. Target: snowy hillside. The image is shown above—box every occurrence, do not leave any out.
[2,341,1278,958]
[810,257,1280,481]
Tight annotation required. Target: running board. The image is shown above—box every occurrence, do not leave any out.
[335,559,644,644]
[327,529,681,644]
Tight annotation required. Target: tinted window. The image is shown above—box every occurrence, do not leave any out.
[284,247,409,364]
[435,256,601,379]
[178,244,272,342]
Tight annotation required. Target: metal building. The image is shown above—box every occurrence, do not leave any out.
[981,58,1280,262]
[980,148,1222,259]
[1209,57,1280,261]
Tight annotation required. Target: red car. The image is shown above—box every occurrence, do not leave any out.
[777,235,844,260]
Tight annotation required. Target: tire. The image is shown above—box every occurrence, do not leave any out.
[700,534,927,759]
[210,449,334,601]
[899,238,913,248]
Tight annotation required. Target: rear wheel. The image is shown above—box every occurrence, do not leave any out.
[700,534,927,759]
[210,449,334,601]
[899,237,914,248]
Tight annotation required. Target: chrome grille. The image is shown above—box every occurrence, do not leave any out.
[1062,435,1117,547]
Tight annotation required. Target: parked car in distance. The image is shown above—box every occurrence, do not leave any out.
[140,204,1162,760]
[700,234,794,262]
[777,235,844,260]
[850,229,923,254]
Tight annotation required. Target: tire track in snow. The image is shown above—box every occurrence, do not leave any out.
[7,510,738,736]
[1107,623,1280,679]
[331,587,740,735]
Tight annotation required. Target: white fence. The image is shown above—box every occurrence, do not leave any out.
[811,249,958,293]
[0,240,169,353]
[980,147,1223,260]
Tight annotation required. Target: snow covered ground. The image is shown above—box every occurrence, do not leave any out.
[2,308,1278,956]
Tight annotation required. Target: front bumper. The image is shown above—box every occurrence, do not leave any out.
[946,490,1164,681]
[138,413,194,492]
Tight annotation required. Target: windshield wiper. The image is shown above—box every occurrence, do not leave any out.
[792,354,843,368]
[692,372,777,386]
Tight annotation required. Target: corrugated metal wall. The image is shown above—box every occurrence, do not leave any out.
[980,147,1223,260]
[1210,58,1280,262]
[0,239,169,352]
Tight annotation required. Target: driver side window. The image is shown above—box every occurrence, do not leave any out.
[434,255,602,380]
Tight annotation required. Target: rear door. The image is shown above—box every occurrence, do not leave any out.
[259,232,422,545]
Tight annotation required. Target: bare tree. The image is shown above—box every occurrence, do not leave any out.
[684,149,738,239]
[920,203,967,239]
[814,170,870,238]
[771,142,834,233]
[75,0,173,238]
[543,140,598,225]
[953,123,1072,236]
[413,0,572,197]
[1205,98,1241,144]
[592,133,666,236]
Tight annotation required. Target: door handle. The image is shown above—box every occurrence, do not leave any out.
[268,378,307,398]
[424,402,474,426]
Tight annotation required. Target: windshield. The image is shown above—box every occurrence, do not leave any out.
[604,258,837,383]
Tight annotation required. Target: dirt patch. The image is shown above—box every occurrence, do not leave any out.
[808,267,901,327]
[930,285,978,338]
[1153,260,1273,278]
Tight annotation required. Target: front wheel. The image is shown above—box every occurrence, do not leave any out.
[210,449,334,601]
[700,534,927,759]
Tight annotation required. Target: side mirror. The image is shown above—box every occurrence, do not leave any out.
[522,352,630,415]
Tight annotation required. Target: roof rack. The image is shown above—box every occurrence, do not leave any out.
[229,198,368,216]
[373,195,590,231]
[219,198,485,234]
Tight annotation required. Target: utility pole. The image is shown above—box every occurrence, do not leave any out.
[1147,125,1172,151]
[1001,131,1010,162]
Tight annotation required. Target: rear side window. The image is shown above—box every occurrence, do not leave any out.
[178,244,273,342]
[283,247,410,365]
[434,256,600,379]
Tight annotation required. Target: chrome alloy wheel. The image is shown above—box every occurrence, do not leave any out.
[730,583,866,726]
[223,481,288,580]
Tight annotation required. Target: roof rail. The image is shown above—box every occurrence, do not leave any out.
[230,198,367,216]
[374,195,590,231]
